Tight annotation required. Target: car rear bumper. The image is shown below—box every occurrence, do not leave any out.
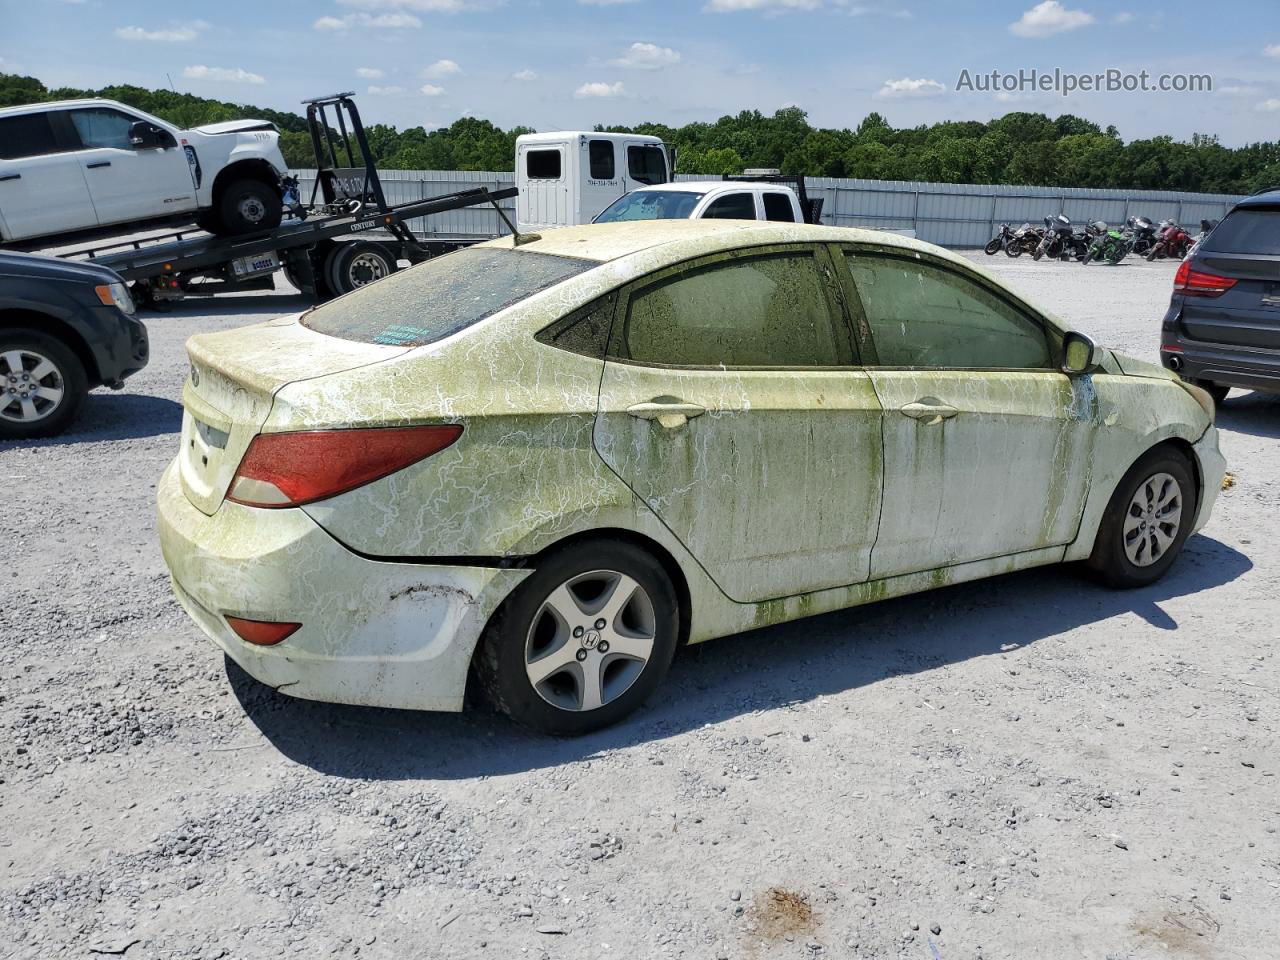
[156,459,530,712]
[1161,305,1280,394]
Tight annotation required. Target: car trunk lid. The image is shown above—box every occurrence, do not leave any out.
[178,314,409,515]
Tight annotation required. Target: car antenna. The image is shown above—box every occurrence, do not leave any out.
[486,194,540,247]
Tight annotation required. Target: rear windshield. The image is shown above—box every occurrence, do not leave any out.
[594,190,705,223]
[1202,208,1280,256]
[302,247,597,347]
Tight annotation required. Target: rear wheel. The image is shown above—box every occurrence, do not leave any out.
[0,330,88,440]
[476,539,679,735]
[984,238,1002,255]
[327,241,397,297]
[1188,378,1230,404]
[214,179,283,236]
[1088,448,1197,588]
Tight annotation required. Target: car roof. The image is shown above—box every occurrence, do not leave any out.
[1236,188,1280,208]
[515,131,663,145]
[630,181,795,195]
[0,98,128,118]
[477,219,947,268]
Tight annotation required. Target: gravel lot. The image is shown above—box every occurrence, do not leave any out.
[2,252,1277,960]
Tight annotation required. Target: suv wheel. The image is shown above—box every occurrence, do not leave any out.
[0,330,88,440]
[476,539,679,735]
[215,179,283,236]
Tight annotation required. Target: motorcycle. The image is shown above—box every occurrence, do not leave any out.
[985,223,1017,255]
[1146,220,1192,261]
[1126,216,1159,256]
[1187,218,1218,257]
[1081,220,1133,265]
[1033,214,1075,261]
[1005,222,1042,257]
[1062,225,1092,261]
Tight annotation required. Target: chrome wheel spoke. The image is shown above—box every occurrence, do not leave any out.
[578,660,605,712]
[526,639,580,687]
[593,573,641,623]
[28,359,56,381]
[18,397,38,421]
[1122,472,1183,568]
[0,351,24,376]
[33,385,63,405]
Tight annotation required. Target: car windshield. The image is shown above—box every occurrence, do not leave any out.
[595,190,705,223]
[302,247,598,347]
[1201,208,1280,256]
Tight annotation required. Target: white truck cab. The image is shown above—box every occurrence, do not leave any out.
[515,131,670,232]
[593,180,806,224]
[0,99,289,247]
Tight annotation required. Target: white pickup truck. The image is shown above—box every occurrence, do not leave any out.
[0,99,290,247]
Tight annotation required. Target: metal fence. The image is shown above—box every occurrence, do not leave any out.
[292,167,1243,248]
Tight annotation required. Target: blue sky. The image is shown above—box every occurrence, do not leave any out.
[2,0,1277,145]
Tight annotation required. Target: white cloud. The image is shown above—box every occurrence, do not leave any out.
[115,20,208,42]
[356,66,385,79]
[183,65,266,85]
[1112,11,1134,23]
[1265,44,1280,58]
[512,69,538,81]
[876,76,945,98]
[367,84,406,95]
[610,42,681,69]
[1257,98,1280,112]
[422,58,461,78]
[1009,1,1094,38]
[313,12,422,29]
[420,83,446,96]
[1218,83,1262,97]
[705,0,821,9]
[575,81,626,98]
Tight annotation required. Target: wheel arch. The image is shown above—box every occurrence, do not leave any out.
[0,308,101,386]
[210,158,281,202]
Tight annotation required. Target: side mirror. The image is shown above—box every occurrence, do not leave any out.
[1062,331,1098,375]
[129,121,171,149]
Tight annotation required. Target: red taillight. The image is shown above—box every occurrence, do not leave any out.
[227,424,463,508]
[1174,260,1237,297]
[225,616,301,646]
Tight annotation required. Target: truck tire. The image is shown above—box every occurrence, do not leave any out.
[0,329,88,440]
[214,179,283,236]
[327,241,398,297]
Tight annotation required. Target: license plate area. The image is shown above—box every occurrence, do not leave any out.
[231,253,279,278]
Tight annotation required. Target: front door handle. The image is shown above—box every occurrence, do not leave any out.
[0,173,20,182]
[86,161,112,169]
[626,398,706,430]
[900,399,959,425]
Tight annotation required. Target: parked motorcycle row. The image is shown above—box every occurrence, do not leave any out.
[984,216,1217,266]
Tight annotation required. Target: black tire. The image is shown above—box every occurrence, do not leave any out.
[213,179,282,236]
[1005,242,1023,258]
[327,241,398,297]
[1087,447,1197,589]
[0,329,88,440]
[475,539,680,735]
[1145,245,1161,262]
[1188,379,1230,404]
[984,238,1003,255]
[1082,248,1095,265]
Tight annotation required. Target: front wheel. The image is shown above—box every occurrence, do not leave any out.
[476,539,679,735]
[1088,449,1196,588]
[0,329,88,440]
[1005,242,1023,258]
[214,179,283,236]
[1082,248,1095,265]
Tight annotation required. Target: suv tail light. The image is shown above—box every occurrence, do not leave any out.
[228,425,463,508]
[1174,260,1237,297]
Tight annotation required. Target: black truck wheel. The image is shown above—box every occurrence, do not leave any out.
[0,329,88,440]
[326,241,398,297]
[214,179,283,236]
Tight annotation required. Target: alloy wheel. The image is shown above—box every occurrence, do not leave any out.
[524,570,657,712]
[0,348,65,424]
[1123,472,1183,567]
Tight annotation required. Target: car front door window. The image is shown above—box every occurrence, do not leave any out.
[68,109,138,150]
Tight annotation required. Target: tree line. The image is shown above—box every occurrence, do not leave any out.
[3,72,1277,195]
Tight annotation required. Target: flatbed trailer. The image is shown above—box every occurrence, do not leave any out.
[53,93,518,307]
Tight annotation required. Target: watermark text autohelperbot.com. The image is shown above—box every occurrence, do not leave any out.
[957,68,1212,97]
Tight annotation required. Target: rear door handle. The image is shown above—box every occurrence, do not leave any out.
[86,161,112,169]
[0,173,19,182]
[626,398,706,430]
[900,399,959,425]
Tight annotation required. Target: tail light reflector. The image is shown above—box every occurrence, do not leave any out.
[228,424,463,508]
[225,616,301,646]
[1174,260,1237,297]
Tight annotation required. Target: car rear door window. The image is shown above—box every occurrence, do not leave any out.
[615,251,849,367]
[843,251,1050,369]
[1201,208,1280,256]
[303,247,597,347]
[588,140,615,180]
[525,149,562,180]
[763,193,796,222]
[0,113,59,160]
[703,193,757,220]
[67,108,137,150]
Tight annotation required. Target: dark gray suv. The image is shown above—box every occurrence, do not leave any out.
[1160,189,1280,402]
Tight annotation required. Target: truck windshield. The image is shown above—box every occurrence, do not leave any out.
[595,191,706,223]
[302,247,597,347]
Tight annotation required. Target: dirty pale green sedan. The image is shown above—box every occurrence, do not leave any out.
[158,222,1225,734]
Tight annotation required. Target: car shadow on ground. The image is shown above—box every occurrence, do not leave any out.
[0,393,183,448]
[145,292,311,319]
[1217,392,1280,439]
[228,534,1251,781]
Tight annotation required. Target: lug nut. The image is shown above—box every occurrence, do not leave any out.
[598,641,610,654]
[572,626,584,639]
[594,618,606,630]
[575,649,588,662]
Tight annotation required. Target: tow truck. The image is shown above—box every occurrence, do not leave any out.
[56,94,517,307]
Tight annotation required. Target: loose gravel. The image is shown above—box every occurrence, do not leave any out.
[1,255,1277,959]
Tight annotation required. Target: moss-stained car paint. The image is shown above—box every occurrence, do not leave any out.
[157,221,1226,713]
